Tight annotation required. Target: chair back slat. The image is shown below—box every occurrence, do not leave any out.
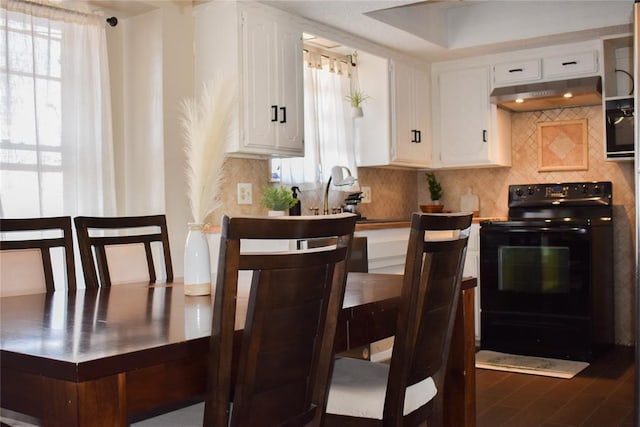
[0,216,76,294]
[384,212,472,424]
[205,214,357,427]
[74,215,173,287]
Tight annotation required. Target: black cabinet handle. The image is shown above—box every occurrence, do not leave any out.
[508,68,524,73]
[562,61,577,66]
[410,129,422,143]
[280,107,286,124]
[482,130,488,142]
[271,105,278,122]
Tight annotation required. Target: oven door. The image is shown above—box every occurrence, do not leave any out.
[480,223,591,317]
[479,222,594,359]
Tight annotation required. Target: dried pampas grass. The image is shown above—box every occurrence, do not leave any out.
[181,79,236,224]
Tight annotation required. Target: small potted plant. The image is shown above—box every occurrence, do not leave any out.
[260,185,298,216]
[345,89,369,118]
[421,172,444,213]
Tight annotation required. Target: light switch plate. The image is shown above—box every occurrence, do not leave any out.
[237,183,252,205]
[361,186,371,204]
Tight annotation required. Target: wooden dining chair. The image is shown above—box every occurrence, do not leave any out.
[0,216,76,296]
[323,212,473,427]
[206,213,357,426]
[74,215,173,288]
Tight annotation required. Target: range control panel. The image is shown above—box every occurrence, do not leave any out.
[508,181,612,207]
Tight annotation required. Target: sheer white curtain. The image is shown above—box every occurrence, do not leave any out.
[274,52,357,190]
[0,0,116,219]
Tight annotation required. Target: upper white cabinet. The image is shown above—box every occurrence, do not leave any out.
[355,55,431,168]
[493,46,599,87]
[433,64,511,168]
[390,61,431,167]
[543,51,598,79]
[493,59,541,85]
[194,2,304,157]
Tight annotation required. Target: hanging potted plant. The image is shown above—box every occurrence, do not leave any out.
[421,172,445,213]
[345,89,369,118]
[261,185,298,216]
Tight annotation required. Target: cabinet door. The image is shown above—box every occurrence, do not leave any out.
[241,9,303,156]
[438,66,491,166]
[543,51,598,79]
[392,62,431,167]
[275,21,304,153]
[493,59,541,86]
[242,10,278,151]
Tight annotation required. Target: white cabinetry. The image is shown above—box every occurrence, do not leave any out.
[355,55,431,168]
[355,227,409,274]
[493,59,541,85]
[390,61,431,167]
[493,49,599,87]
[194,2,304,157]
[433,65,511,168]
[543,51,598,79]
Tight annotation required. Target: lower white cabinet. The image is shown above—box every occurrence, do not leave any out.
[355,227,410,274]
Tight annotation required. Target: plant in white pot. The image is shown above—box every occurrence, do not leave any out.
[261,185,298,216]
[181,78,235,296]
[345,89,369,118]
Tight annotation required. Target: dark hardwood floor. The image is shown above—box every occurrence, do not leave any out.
[476,346,636,427]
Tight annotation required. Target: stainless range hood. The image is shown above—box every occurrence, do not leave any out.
[490,76,602,112]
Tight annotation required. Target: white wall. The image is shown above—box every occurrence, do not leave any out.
[107,3,194,278]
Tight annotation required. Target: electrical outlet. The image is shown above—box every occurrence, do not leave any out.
[361,186,371,204]
[237,183,252,205]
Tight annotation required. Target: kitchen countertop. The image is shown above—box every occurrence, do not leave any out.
[355,216,506,231]
[205,216,507,234]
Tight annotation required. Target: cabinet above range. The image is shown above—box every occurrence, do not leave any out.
[493,50,599,87]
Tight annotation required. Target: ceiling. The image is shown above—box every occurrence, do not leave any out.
[261,0,634,61]
[77,0,634,62]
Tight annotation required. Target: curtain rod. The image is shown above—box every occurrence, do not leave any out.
[8,0,117,25]
[303,44,355,67]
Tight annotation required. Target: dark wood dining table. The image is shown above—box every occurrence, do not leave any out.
[0,273,476,427]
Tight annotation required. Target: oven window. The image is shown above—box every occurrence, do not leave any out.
[498,246,570,294]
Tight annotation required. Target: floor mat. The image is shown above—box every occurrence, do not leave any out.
[475,350,589,379]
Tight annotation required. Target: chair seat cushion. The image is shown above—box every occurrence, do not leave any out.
[326,357,437,419]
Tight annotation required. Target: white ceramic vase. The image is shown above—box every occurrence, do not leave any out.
[268,210,286,217]
[184,223,211,296]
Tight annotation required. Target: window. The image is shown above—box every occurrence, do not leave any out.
[271,44,357,190]
[1,14,64,216]
[0,3,115,219]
